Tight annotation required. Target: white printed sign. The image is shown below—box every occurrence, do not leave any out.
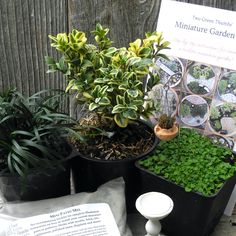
[157,0,236,70]
[3,203,120,236]
[155,0,236,217]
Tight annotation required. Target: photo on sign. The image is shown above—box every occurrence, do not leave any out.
[148,56,236,151]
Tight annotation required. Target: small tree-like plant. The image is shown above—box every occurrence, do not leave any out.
[46,23,170,128]
[218,80,228,94]
[191,104,208,118]
[210,107,221,120]
[221,103,234,113]
[158,114,175,129]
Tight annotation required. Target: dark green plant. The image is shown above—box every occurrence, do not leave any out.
[229,73,236,88]
[180,103,191,117]
[218,80,228,94]
[0,89,79,178]
[158,114,175,129]
[190,103,208,118]
[139,128,236,196]
[187,81,207,94]
[46,23,170,128]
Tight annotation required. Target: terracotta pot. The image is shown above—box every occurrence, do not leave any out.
[154,123,178,141]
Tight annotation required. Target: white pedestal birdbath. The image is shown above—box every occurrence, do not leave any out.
[135,192,174,236]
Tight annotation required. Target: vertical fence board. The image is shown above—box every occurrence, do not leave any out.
[68,0,162,47]
[0,0,68,97]
[0,2,11,92]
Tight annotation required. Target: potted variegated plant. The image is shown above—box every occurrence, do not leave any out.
[46,23,170,211]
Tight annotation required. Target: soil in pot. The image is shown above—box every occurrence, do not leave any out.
[70,120,157,212]
[71,120,155,161]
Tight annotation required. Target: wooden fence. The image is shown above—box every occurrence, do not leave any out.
[0,0,235,114]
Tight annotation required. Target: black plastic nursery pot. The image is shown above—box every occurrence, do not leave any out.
[135,158,236,236]
[70,121,158,212]
[0,163,71,202]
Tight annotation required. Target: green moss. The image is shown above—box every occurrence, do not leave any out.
[139,128,236,196]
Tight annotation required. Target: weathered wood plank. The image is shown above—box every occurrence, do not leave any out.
[68,0,162,47]
[0,0,19,93]
[0,1,11,92]
[0,0,68,97]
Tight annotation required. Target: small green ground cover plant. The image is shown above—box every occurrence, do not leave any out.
[139,128,236,196]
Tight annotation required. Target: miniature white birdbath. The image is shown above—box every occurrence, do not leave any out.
[135,192,174,236]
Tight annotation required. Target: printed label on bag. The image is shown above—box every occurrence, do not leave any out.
[4,203,120,236]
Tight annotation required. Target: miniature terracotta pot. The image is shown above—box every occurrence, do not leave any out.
[154,123,179,141]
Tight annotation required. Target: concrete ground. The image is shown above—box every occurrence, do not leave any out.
[127,210,236,236]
